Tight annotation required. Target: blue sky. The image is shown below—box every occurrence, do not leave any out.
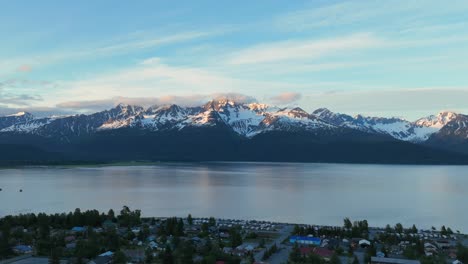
[1,0,468,119]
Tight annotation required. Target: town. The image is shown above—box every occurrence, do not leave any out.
[0,207,467,264]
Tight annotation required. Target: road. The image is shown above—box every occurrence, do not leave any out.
[254,225,294,263]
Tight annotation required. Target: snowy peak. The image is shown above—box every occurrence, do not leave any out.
[7,111,30,117]
[312,109,444,142]
[433,113,468,139]
[247,103,270,113]
[415,111,459,128]
[110,104,144,118]
[277,107,310,119]
[0,112,35,130]
[1,101,467,143]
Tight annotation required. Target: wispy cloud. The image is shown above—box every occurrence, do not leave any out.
[227,33,382,65]
[56,93,257,112]
[301,87,468,120]
[51,57,311,105]
[270,92,302,105]
[0,30,218,73]
[275,0,468,32]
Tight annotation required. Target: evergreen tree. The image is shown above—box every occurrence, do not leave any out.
[145,248,154,263]
[0,222,12,259]
[330,254,340,264]
[114,250,127,264]
[187,214,193,225]
[49,247,61,264]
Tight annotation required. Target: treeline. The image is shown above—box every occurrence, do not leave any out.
[0,206,140,231]
[0,206,141,261]
[292,218,369,239]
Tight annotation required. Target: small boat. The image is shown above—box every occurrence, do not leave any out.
[19,189,23,192]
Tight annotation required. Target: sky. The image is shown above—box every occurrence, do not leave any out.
[1,0,468,120]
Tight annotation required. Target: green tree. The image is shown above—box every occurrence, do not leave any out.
[114,250,127,264]
[0,223,12,259]
[187,214,193,225]
[395,223,403,233]
[411,224,418,234]
[289,243,302,263]
[344,218,352,229]
[49,247,62,264]
[385,224,392,233]
[229,227,243,248]
[208,217,216,227]
[447,227,453,234]
[161,246,174,264]
[107,209,115,221]
[145,248,154,263]
[441,225,447,235]
[330,254,341,264]
[457,244,468,263]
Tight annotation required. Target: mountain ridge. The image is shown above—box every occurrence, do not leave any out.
[1,99,467,164]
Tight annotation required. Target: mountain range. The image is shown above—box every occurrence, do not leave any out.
[1,99,468,165]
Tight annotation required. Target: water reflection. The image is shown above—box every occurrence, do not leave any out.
[0,163,467,232]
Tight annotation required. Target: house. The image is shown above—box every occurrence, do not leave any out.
[424,242,437,250]
[299,247,314,256]
[99,251,114,257]
[436,240,451,249]
[371,257,421,264]
[88,255,112,264]
[223,247,233,254]
[102,219,117,230]
[66,242,77,250]
[359,239,371,248]
[290,236,322,246]
[123,249,145,263]
[313,247,334,260]
[12,245,33,254]
[149,241,159,249]
[71,226,86,233]
[64,235,76,242]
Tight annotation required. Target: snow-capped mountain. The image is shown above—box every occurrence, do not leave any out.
[2,101,468,164]
[0,100,466,147]
[0,112,34,130]
[313,108,460,142]
[428,113,468,139]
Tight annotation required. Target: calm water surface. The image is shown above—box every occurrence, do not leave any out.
[0,163,467,231]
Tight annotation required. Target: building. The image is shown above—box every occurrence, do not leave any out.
[290,236,322,246]
[12,245,33,254]
[371,257,421,264]
[359,239,371,248]
[71,226,86,233]
[313,248,334,260]
[299,247,334,260]
[123,249,145,263]
[88,256,112,264]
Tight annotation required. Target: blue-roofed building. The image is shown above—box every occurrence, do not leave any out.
[71,226,86,233]
[12,245,33,254]
[290,236,321,246]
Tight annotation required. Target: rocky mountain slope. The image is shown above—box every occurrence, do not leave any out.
[1,99,467,163]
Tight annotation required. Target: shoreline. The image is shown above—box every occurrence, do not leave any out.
[2,160,468,170]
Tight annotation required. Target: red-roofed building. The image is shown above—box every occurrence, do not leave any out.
[299,247,334,260]
[300,247,314,256]
[313,247,334,260]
